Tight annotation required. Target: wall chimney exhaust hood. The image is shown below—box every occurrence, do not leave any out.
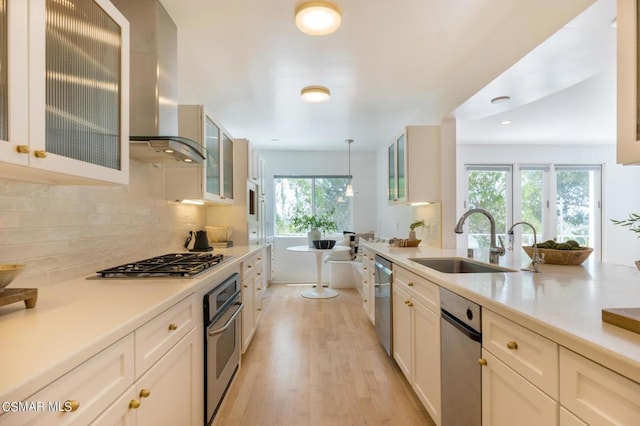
[112,0,205,164]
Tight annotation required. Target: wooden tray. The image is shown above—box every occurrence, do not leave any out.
[0,288,38,309]
[602,308,640,334]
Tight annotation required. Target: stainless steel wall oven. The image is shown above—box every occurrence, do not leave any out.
[203,273,243,425]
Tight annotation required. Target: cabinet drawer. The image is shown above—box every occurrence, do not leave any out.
[0,334,134,426]
[560,347,640,425]
[135,294,197,377]
[393,265,439,314]
[242,250,263,277]
[483,309,558,398]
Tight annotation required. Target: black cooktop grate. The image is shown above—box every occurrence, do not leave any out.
[96,253,225,278]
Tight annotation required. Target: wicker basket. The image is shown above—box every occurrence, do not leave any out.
[523,246,593,265]
[390,238,421,248]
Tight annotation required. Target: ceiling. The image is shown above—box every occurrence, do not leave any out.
[158,0,608,151]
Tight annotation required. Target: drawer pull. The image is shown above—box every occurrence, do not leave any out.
[364,299,367,303]
[247,265,252,268]
[407,302,414,307]
[506,341,518,350]
[404,300,410,304]
[34,150,47,158]
[139,389,151,398]
[408,282,414,287]
[244,285,249,288]
[478,358,488,366]
[16,145,30,154]
[168,323,178,331]
[65,400,80,412]
[129,399,141,409]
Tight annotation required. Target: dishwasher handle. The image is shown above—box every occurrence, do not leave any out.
[441,308,482,343]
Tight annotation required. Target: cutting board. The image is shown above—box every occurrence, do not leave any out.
[602,308,640,334]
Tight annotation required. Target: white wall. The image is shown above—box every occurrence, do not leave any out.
[0,162,205,287]
[457,143,640,266]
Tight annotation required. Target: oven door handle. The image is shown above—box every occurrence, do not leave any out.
[207,302,244,337]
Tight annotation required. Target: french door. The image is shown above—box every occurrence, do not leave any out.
[465,165,602,260]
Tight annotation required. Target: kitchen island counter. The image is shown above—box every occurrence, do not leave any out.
[361,242,640,385]
[0,245,264,408]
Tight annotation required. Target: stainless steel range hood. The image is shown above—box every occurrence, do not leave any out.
[112,0,205,164]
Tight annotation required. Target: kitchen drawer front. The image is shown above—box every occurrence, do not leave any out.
[242,250,263,277]
[361,248,375,264]
[0,334,134,426]
[135,294,197,377]
[559,407,588,426]
[483,309,559,398]
[559,347,640,425]
[393,265,439,314]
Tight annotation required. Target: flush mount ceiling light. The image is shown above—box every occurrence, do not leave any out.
[345,139,354,197]
[295,1,341,35]
[490,96,511,104]
[301,85,330,103]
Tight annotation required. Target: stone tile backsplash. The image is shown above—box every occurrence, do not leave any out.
[0,162,205,287]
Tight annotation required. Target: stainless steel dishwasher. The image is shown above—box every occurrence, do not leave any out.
[374,255,393,356]
[440,287,482,426]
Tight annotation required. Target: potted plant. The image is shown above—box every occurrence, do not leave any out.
[291,208,338,247]
[409,219,425,241]
[611,213,640,269]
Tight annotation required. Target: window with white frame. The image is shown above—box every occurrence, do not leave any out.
[274,176,352,235]
[465,164,602,259]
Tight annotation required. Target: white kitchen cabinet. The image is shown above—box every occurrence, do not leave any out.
[617,0,640,164]
[0,0,130,185]
[0,335,135,426]
[360,248,375,324]
[241,248,265,352]
[92,328,200,426]
[483,309,559,399]
[560,407,588,426]
[559,347,640,425]
[167,105,234,204]
[481,349,558,426]
[387,126,441,204]
[392,265,441,424]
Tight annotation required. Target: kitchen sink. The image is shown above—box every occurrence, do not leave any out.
[408,257,517,274]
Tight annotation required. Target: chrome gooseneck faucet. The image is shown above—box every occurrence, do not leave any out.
[507,221,543,273]
[454,208,505,264]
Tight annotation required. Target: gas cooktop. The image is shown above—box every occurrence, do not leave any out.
[95,253,227,279]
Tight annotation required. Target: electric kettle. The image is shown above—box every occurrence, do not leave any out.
[185,230,213,252]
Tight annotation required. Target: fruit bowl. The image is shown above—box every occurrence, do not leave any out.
[523,246,593,265]
[0,264,26,292]
[312,239,336,249]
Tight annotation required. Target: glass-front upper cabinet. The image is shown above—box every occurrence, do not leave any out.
[172,104,234,204]
[222,132,234,200]
[0,0,29,167]
[388,132,407,203]
[22,0,129,184]
[387,126,442,205]
[205,116,221,198]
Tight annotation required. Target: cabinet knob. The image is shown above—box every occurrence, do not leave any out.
[478,358,488,366]
[364,299,368,303]
[129,399,141,409]
[168,323,178,331]
[404,300,410,304]
[139,389,151,398]
[407,302,414,307]
[34,150,47,158]
[257,287,262,291]
[244,285,249,288]
[408,282,414,287]
[16,145,30,154]
[257,308,262,311]
[506,341,518,350]
[64,400,80,412]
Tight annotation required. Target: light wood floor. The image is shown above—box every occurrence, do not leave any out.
[214,284,436,426]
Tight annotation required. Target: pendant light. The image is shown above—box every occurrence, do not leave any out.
[345,139,354,197]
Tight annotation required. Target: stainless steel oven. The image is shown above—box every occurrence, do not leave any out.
[203,273,243,425]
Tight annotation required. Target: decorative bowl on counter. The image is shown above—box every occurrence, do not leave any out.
[0,264,26,291]
[312,239,336,249]
[523,246,593,265]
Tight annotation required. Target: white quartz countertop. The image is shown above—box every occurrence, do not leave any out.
[360,242,640,384]
[0,245,264,404]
